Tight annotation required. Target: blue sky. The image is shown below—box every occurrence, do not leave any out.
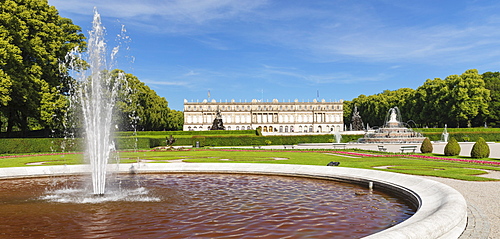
[48,0,500,110]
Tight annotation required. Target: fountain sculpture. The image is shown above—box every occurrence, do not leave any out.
[360,107,425,144]
[441,124,449,142]
[351,105,365,131]
[210,108,225,130]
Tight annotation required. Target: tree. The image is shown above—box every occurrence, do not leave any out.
[470,137,490,159]
[0,0,86,135]
[447,69,490,127]
[167,109,184,131]
[342,100,352,129]
[113,70,170,131]
[350,88,416,128]
[481,72,500,127]
[413,78,451,127]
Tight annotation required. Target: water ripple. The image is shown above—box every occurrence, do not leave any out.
[0,174,414,238]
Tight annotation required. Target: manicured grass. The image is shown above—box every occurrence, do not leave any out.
[1,149,499,181]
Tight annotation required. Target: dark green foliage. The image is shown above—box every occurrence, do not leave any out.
[349,69,490,128]
[0,0,86,135]
[115,137,162,150]
[470,137,490,158]
[418,128,500,142]
[0,138,81,154]
[113,70,170,131]
[423,132,500,142]
[184,134,364,147]
[115,130,257,137]
[191,136,206,147]
[420,137,433,153]
[444,137,461,156]
[482,72,500,127]
[0,137,161,154]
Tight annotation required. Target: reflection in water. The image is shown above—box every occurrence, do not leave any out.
[0,174,415,238]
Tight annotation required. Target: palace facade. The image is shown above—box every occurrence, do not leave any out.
[183,99,344,133]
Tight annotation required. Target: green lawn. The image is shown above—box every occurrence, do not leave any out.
[1,149,499,181]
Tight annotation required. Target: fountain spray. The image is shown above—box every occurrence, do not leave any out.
[67,8,125,195]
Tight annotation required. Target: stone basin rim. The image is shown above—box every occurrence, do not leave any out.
[0,163,467,239]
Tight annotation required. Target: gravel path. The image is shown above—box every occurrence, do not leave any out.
[421,175,500,239]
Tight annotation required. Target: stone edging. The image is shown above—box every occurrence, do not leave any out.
[0,163,467,238]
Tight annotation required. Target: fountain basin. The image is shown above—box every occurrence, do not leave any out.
[0,163,467,238]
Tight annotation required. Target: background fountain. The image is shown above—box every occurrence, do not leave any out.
[334,130,342,143]
[360,107,425,144]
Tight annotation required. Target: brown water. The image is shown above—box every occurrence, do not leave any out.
[0,174,414,238]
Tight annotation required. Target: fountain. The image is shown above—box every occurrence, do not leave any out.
[67,8,125,196]
[334,130,342,143]
[360,107,426,144]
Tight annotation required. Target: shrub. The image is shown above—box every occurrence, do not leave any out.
[420,137,433,153]
[470,137,490,159]
[444,137,461,156]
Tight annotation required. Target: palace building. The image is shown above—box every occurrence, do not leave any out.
[183,99,344,133]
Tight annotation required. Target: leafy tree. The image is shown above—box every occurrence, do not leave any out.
[167,109,184,131]
[420,137,433,153]
[470,137,490,159]
[0,0,85,135]
[350,88,415,128]
[481,72,500,127]
[113,70,170,131]
[412,78,451,127]
[447,69,490,128]
[342,100,352,128]
[349,69,493,128]
[444,137,461,156]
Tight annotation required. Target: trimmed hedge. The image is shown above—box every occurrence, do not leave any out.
[0,137,163,154]
[0,138,82,154]
[0,132,400,153]
[188,134,364,147]
[417,128,500,133]
[423,132,500,142]
[115,130,257,137]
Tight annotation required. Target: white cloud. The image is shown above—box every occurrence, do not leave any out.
[142,79,188,86]
[261,65,385,85]
[49,0,268,27]
[50,0,500,67]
